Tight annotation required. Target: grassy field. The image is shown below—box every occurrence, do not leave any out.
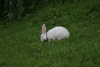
[0,0,100,67]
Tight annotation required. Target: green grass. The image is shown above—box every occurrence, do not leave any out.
[0,0,100,67]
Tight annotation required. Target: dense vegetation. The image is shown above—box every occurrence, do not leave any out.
[0,0,77,19]
[0,0,100,67]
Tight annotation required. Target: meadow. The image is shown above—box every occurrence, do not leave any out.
[0,0,100,67]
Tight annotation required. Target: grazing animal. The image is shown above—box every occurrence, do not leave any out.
[41,24,70,42]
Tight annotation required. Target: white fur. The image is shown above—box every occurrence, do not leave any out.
[41,24,70,42]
